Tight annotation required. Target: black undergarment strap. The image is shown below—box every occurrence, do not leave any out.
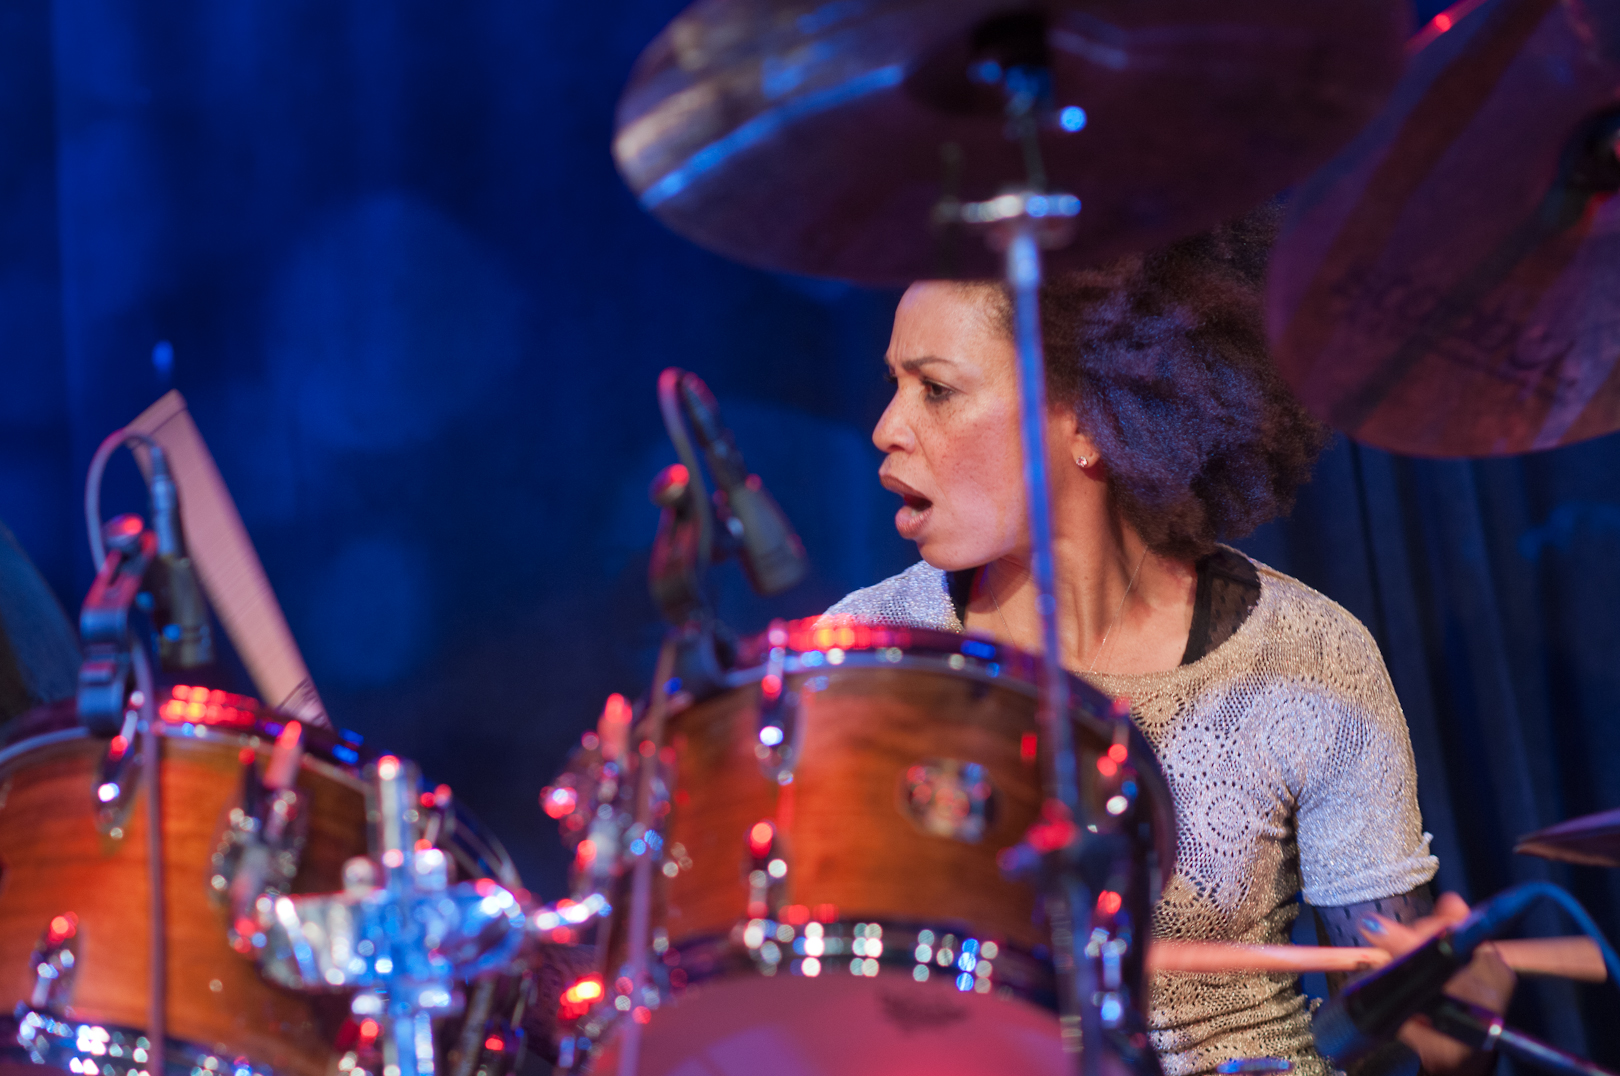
[1180,547,1261,665]
[955,549,1260,664]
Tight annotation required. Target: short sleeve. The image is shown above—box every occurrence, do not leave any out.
[1295,617,1438,907]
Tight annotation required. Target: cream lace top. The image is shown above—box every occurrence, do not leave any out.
[827,553,1438,1076]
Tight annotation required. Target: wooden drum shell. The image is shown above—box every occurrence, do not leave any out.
[0,729,367,1076]
[663,664,1049,952]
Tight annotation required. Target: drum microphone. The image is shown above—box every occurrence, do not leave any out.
[1313,888,1537,1066]
[147,445,214,668]
[676,372,807,596]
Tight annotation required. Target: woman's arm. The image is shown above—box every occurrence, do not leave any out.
[1311,890,1516,1076]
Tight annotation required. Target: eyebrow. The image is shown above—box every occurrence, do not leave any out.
[885,356,955,374]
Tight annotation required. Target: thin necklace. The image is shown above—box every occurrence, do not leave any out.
[988,549,1148,673]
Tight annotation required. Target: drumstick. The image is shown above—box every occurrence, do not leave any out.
[125,391,331,726]
[1149,938,1606,982]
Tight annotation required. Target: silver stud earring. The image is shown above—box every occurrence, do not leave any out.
[1076,455,1090,468]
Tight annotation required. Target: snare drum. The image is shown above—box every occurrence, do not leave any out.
[0,686,521,1076]
[573,621,1174,1076]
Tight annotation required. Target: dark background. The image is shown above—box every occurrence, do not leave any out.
[1,0,1616,1067]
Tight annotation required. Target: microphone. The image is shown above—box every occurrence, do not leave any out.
[147,445,214,668]
[676,373,807,596]
[1313,890,1534,1066]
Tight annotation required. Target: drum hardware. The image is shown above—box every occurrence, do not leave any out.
[93,720,142,839]
[239,755,527,1076]
[27,914,80,1012]
[753,625,800,785]
[743,821,787,920]
[76,513,156,737]
[210,723,310,949]
[578,371,816,1073]
[1426,996,1618,1076]
[10,1010,272,1076]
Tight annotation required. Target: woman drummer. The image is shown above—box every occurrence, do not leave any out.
[828,212,1512,1076]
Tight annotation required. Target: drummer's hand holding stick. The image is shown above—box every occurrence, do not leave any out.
[1360,892,1517,1076]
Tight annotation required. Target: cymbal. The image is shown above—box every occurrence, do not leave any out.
[1266,0,1620,457]
[1515,806,1620,868]
[613,0,1407,285]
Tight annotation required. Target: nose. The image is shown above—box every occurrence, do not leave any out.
[872,395,913,454]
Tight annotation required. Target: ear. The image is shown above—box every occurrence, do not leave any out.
[1051,407,1100,468]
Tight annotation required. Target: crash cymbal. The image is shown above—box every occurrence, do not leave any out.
[1267,0,1620,458]
[613,0,1407,285]
[1516,806,1620,868]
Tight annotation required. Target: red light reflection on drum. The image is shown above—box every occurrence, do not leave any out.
[48,914,77,942]
[162,685,261,728]
[576,839,597,866]
[748,821,775,857]
[358,1019,380,1045]
[1020,733,1037,763]
[1096,890,1123,916]
[1107,744,1128,764]
[108,735,128,760]
[484,1036,504,1052]
[761,673,782,700]
[1097,757,1118,777]
[541,785,578,819]
[559,974,604,1021]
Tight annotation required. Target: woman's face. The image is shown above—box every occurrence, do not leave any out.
[875,282,1035,570]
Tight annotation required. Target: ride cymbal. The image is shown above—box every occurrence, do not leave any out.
[1267,0,1620,457]
[613,0,1408,285]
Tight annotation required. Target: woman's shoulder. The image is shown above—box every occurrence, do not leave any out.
[824,561,962,632]
[1245,556,1390,682]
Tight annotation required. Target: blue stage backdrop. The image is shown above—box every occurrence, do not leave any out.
[1,0,1616,1067]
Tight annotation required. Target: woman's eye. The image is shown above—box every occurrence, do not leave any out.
[922,380,954,401]
[883,369,898,385]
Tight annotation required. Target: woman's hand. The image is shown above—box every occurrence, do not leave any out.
[1360,892,1517,1076]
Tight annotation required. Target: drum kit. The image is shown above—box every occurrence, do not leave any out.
[2,1,1619,1076]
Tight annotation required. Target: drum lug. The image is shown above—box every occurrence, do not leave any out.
[744,820,788,919]
[28,913,80,1013]
[209,743,310,949]
[91,717,142,839]
[755,631,799,784]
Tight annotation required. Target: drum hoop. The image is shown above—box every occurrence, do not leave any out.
[0,723,369,791]
[718,648,1120,736]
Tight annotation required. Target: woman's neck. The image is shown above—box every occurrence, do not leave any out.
[964,518,1198,676]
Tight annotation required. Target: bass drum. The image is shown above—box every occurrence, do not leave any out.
[574,620,1175,1076]
[0,685,522,1076]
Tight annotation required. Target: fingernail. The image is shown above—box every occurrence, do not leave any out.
[1360,917,1386,935]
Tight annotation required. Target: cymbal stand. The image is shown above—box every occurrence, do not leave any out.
[938,41,1153,1076]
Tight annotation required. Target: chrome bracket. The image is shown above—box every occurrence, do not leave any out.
[28,915,80,1013]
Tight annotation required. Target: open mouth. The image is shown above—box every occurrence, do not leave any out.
[890,487,934,540]
[880,475,934,540]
